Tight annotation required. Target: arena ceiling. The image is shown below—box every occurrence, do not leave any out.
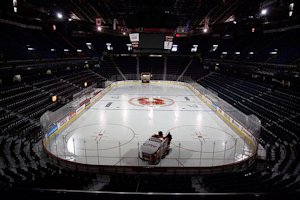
[0,0,299,36]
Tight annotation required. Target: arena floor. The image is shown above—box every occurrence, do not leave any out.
[46,82,254,167]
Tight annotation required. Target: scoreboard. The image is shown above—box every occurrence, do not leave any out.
[139,33,164,49]
[129,32,173,53]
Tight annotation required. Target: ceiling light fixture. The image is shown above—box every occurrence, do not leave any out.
[261,9,268,16]
[56,12,63,19]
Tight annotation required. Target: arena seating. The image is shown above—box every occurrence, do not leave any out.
[0,24,107,60]
[95,55,121,79]
[1,64,300,194]
[203,30,300,65]
[94,54,209,81]
[57,70,104,89]
[101,174,195,192]
[139,56,164,74]
[0,69,108,192]
[198,72,300,192]
[114,56,137,74]
[1,22,299,67]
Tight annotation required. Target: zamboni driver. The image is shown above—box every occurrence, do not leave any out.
[152,131,164,138]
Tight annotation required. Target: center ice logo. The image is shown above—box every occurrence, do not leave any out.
[129,97,175,107]
[138,97,165,105]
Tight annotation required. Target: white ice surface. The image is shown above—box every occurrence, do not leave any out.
[47,82,253,167]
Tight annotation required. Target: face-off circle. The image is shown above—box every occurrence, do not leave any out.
[128,97,175,107]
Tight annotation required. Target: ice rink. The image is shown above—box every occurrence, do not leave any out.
[46,82,254,167]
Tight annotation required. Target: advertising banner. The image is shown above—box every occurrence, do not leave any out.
[47,125,58,138]
[58,116,69,128]
[76,105,85,114]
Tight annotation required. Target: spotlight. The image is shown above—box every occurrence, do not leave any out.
[56,12,63,19]
[261,9,268,16]
[52,96,57,102]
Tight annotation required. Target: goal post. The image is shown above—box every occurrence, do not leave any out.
[141,72,151,83]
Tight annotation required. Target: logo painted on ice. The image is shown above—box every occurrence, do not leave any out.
[128,97,175,107]
[138,97,165,105]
